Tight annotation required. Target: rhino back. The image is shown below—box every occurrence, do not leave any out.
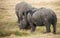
[32,8,55,25]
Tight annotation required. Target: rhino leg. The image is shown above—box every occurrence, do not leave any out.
[52,14,57,34]
[45,23,51,33]
[30,23,36,32]
[16,11,20,23]
[44,19,51,33]
[52,23,56,34]
[52,22,57,34]
[17,16,20,23]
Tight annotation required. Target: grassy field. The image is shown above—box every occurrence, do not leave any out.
[0,0,60,38]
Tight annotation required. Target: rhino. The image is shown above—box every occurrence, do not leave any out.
[15,2,32,24]
[27,7,57,34]
[20,7,57,34]
[18,7,37,29]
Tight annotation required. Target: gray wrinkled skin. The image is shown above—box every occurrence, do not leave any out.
[27,7,57,34]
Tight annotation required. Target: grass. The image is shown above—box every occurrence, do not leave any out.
[0,14,60,37]
[0,29,12,37]
[0,21,30,37]
[0,18,60,37]
[14,30,30,36]
[0,30,30,37]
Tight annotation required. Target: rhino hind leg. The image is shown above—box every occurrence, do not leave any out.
[52,22,57,34]
[46,23,51,33]
[43,20,51,33]
[52,23,56,34]
[52,15,57,34]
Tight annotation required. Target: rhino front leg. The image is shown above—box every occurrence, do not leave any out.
[16,11,20,23]
[30,23,36,32]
